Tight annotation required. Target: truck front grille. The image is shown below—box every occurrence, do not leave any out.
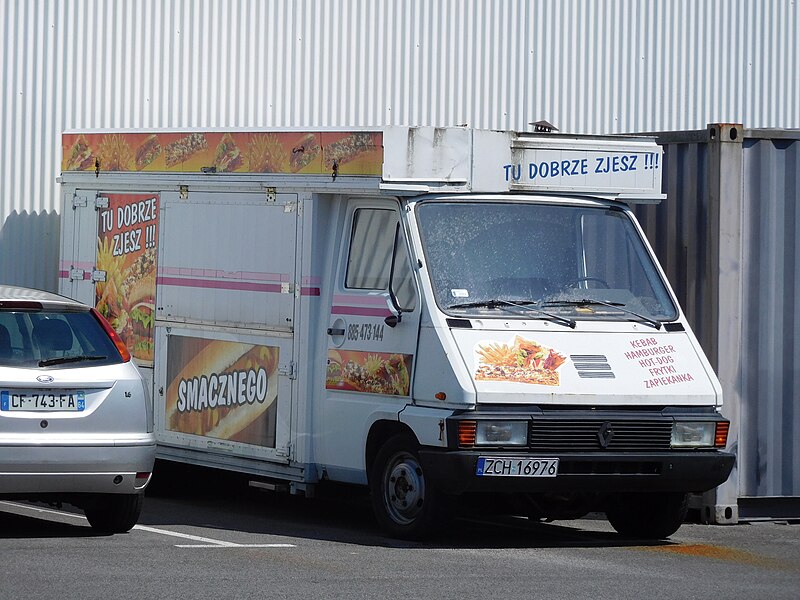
[529,419,673,452]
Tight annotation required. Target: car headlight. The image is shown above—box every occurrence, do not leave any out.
[475,421,528,446]
[671,421,715,448]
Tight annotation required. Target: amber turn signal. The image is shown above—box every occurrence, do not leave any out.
[458,421,477,447]
[714,421,730,448]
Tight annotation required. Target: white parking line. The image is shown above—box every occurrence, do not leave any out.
[134,524,295,548]
[0,501,296,549]
[0,501,85,520]
[174,543,297,548]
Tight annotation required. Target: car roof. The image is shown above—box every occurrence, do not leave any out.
[0,285,86,309]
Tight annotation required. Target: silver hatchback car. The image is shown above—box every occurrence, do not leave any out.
[0,286,156,532]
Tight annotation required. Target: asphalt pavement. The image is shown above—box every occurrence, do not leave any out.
[1,463,798,600]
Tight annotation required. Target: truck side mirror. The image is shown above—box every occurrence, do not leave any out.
[384,296,402,328]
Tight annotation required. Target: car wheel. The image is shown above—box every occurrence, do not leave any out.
[606,492,689,539]
[370,433,448,540]
[84,493,144,534]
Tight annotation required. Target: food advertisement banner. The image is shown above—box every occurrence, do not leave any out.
[62,131,383,175]
[96,193,159,365]
[326,350,412,396]
[475,336,567,386]
[165,336,279,448]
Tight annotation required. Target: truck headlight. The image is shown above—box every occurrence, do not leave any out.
[475,421,527,446]
[671,421,715,448]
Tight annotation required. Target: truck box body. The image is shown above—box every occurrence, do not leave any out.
[58,127,734,538]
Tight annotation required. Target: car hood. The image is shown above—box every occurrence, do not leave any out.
[451,327,719,406]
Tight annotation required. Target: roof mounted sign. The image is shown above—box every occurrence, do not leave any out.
[502,133,663,201]
[382,127,664,203]
[62,126,664,203]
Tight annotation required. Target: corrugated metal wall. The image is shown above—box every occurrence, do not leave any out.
[740,133,800,501]
[0,0,798,291]
[636,126,800,519]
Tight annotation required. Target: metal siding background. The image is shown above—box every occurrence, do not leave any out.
[636,129,800,513]
[1,0,798,291]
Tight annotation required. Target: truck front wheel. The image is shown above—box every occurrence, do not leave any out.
[370,433,448,540]
[605,492,689,539]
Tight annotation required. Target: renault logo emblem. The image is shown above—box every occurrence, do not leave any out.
[597,422,614,448]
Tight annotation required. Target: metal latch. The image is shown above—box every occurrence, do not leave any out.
[265,187,277,202]
[278,361,297,380]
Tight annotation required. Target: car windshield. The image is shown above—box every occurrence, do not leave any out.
[0,308,122,368]
[416,200,677,322]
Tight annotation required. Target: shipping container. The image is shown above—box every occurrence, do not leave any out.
[634,124,800,522]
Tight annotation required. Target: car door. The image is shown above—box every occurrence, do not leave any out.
[320,198,421,481]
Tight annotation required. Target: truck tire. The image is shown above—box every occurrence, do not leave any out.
[605,492,689,539]
[84,493,144,534]
[370,433,448,540]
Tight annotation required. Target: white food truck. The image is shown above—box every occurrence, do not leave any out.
[58,127,734,539]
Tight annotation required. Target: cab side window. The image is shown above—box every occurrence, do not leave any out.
[390,232,417,311]
[345,208,396,290]
[345,207,417,312]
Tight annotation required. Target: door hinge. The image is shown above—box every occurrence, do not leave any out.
[275,442,291,458]
[72,195,88,209]
[69,268,85,281]
[91,270,107,282]
[95,196,109,209]
[278,361,297,380]
[280,282,295,295]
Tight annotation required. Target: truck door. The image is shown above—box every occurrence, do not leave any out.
[322,198,421,480]
[154,191,297,463]
[60,190,161,369]
[59,190,104,306]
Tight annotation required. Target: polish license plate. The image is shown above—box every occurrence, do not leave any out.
[1,390,86,412]
[476,456,559,477]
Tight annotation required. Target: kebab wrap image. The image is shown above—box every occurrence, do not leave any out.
[64,135,94,171]
[475,336,566,386]
[135,134,162,170]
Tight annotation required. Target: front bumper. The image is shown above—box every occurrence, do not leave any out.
[419,449,735,495]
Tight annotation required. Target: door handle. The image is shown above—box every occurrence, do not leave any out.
[327,328,345,336]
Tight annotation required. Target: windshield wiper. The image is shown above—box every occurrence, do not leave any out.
[543,299,662,330]
[447,299,510,310]
[39,355,107,367]
[447,299,576,329]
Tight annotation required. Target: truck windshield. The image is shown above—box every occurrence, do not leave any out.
[416,200,677,322]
